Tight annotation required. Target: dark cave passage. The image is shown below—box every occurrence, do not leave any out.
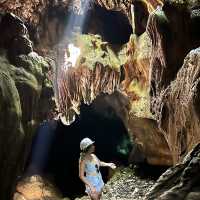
[82,5,133,45]
[25,93,132,198]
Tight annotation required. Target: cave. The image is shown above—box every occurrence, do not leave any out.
[25,93,132,198]
[82,4,133,45]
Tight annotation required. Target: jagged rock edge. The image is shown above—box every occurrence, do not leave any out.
[57,63,121,125]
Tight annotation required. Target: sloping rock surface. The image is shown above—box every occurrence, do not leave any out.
[145,143,200,200]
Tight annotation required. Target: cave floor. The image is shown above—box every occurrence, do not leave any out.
[75,166,156,200]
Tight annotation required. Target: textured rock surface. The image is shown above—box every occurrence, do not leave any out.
[154,48,200,164]
[0,0,162,23]
[0,13,33,61]
[122,33,151,91]
[0,13,55,200]
[145,143,200,200]
[13,176,63,200]
[147,1,200,164]
[121,32,152,120]
[128,115,172,166]
[147,0,200,113]
[121,30,171,166]
[0,0,72,24]
[55,34,126,125]
[0,50,54,200]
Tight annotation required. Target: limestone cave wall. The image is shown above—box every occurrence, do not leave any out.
[0,13,55,200]
[147,0,200,164]
[1,0,200,199]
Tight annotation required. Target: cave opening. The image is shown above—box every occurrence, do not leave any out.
[25,93,132,198]
[82,4,133,45]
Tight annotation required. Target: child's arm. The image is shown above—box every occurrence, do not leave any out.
[99,161,116,169]
[93,154,116,169]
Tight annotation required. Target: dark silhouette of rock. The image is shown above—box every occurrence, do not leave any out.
[145,143,200,200]
[0,40,55,200]
[0,13,33,62]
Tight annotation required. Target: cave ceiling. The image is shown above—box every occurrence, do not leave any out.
[0,0,163,25]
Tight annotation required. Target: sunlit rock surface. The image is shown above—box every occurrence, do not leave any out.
[13,175,63,200]
[122,29,173,165]
[122,33,152,118]
[145,143,200,200]
[147,1,200,164]
[56,34,127,125]
[153,48,200,164]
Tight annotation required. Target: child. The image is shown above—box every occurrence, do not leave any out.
[79,138,116,200]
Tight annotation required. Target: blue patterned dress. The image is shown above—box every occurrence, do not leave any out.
[84,155,104,194]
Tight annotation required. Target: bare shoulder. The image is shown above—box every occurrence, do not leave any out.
[91,154,100,161]
[91,153,97,159]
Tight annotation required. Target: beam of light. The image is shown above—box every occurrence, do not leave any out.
[55,0,92,87]
[54,0,93,124]
[64,43,81,69]
[61,1,91,70]
[25,121,56,176]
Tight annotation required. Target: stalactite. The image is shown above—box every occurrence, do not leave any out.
[56,62,120,125]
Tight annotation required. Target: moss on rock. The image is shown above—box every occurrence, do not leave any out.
[0,49,55,200]
[74,34,127,70]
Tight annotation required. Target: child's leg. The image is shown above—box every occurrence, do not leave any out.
[89,192,99,200]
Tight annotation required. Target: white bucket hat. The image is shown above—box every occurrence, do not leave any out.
[80,137,94,151]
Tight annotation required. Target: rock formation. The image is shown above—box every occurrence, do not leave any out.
[0,13,55,200]
[128,116,172,166]
[55,34,126,125]
[145,143,200,200]
[14,176,63,200]
[1,0,200,199]
[147,0,200,164]
[152,47,200,164]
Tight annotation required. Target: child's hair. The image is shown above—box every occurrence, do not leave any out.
[79,144,93,161]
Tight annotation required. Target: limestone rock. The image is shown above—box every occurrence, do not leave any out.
[0,50,55,199]
[0,52,24,200]
[154,48,200,164]
[145,143,200,200]
[14,175,63,200]
[147,1,200,117]
[147,1,200,164]
[0,13,33,61]
[128,116,172,166]
[121,32,152,120]
[55,34,125,125]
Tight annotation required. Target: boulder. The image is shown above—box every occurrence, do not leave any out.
[145,143,200,200]
[14,175,63,200]
[128,116,172,166]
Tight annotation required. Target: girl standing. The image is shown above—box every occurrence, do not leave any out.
[79,138,116,200]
